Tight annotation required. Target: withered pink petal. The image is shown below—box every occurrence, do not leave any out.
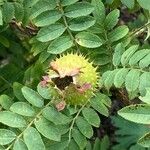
[77,83,92,93]
[40,80,47,87]
[55,101,66,111]
[42,75,50,81]
[51,61,58,71]
[68,68,81,76]
[82,83,92,89]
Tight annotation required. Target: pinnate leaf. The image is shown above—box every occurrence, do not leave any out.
[22,86,44,108]
[76,116,93,139]
[82,107,100,127]
[36,23,66,42]
[35,117,61,141]
[75,32,103,48]
[10,102,35,117]
[65,2,94,18]
[23,127,45,150]
[0,111,26,128]
[0,129,16,145]
[118,104,150,124]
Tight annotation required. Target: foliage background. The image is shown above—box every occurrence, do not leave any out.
[0,0,150,149]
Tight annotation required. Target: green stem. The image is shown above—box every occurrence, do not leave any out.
[58,1,80,53]
[104,30,113,70]
[0,76,12,88]
[68,102,88,146]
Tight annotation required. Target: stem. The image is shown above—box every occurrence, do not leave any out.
[68,102,88,145]
[104,30,113,70]
[58,1,80,53]
[130,22,150,38]
[6,100,52,150]
[0,76,12,88]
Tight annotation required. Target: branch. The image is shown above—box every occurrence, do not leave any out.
[129,22,150,38]
[58,1,80,52]
[6,100,52,150]
[67,101,88,146]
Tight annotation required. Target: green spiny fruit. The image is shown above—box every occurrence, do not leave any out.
[44,53,98,105]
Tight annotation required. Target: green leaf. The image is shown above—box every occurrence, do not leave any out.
[0,129,16,145]
[139,73,150,96]
[91,0,105,24]
[10,102,35,117]
[114,68,129,88]
[31,42,49,56]
[139,88,150,104]
[23,0,39,8]
[100,135,110,150]
[47,35,73,54]
[0,94,13,110]
[93,138,100,150]
[23,127,45,150]
[104,69,119,90]
[93,54,111,65]
[42,106,71,125]
[129,49,150,66]
[137,0,150,10]
[0,9,3,25]
[0,111,26,128]
[88,22,104,34]
[76,116,93,139]
[33,10,62,27]
[118,104,150,124]
[22,86,44,108]
[75,32,103,48]
[113,43,125,67]
[30,0,56,19]
[68,139,80,150]
[13,139,28,150]
[61,0,78,6]
[0,145,4,150]
[34,117,61,141]
[97,93,112,107]
[13,82,26,101]
[108,25,129,42]
[138,132,150,147]
[121,0,135,9]
[37,83,51,99]
[69,16,95,31]
[65,2,94,18]
[139,53,150,69]
[121,45,138,66]
[82,107,100,127]
[125,69,141,92]
[39,51,51,63]
[104,9,120,30]
[90,94,109,117]
[56,124,69,135]
[72,128,87,149]
[14,2,24,21]
[2,2,15,23]
[0,35,9,48]
[36,23,66,42]
[48,140,68,150]
[86,141,92,150]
